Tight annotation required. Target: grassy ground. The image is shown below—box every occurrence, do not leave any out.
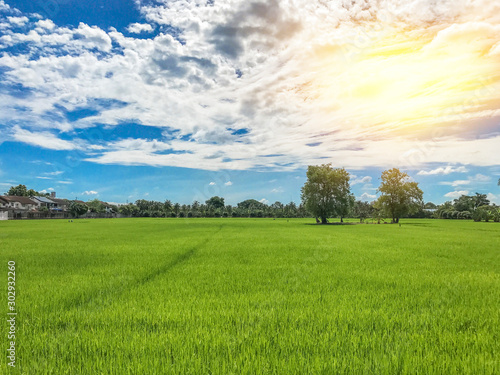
[1,218,499,374]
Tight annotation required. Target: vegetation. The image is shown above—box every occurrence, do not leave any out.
[69,201,88,218]
[1,218,498,374]
[435,193,499,222]
[5,184,50,197]
[301,164,353,223]
[118,198,309,219]
[4,171,497,224]
[374,168,424,223]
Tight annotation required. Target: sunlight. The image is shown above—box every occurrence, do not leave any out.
[307,24,500,133]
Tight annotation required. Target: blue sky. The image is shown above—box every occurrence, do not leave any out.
[0,0,499,205]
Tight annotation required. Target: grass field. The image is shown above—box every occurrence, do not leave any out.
[1,218,499,374]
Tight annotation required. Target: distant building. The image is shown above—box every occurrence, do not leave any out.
[0,196,38,219]
[32,196,56,209]
[50,198,70,212]
[0,196,38,210]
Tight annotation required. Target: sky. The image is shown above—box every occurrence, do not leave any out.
[0,0,499,206]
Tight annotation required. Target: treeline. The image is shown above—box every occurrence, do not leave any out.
[434,193,499,222]
[117,198,310,218]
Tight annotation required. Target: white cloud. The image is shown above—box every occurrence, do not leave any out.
[360,192,377,200]
[224,181,233,186]
[11,126,78,151]
[127,23,153,34]
[487,192,499,204]
[57,180,73,184]
[473,174,491,182]
[35,19,56,31]
[82,190,98,195]
[440,180,471,187]
[0,1,10,11]
[352,176,372,185]
[418,166,469,176]
[0,1,499,172]
[259,198,269,205]
[39,187,55,194]
[45,171,64,176]
[271,187,284,193]
[7,16,28,27]
[209,182,216,186]
[440,173,491,187]
[444,190,470,199]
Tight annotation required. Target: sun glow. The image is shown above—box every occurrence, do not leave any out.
[303,23,500,134]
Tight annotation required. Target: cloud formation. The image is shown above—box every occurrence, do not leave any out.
[0,0,499,171]
[444,190,470,199]
[418,166,469,176]
[127,23,153,34]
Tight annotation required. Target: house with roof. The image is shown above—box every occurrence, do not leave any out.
[100,201,117,214]
[0,196,38,211]
[31,196,56,209]
[50,198,70,212]
[0,196,38,219]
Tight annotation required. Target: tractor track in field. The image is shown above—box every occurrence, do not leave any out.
[60,224,224,311]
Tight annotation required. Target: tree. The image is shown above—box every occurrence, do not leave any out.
[424,202,437,209]
[301,164,353,224]
[237,199,267,217]
[173,203,181,217]
[471,193,489,210]
[6,184,50,197]
[353,200,374,222]
[453,195,474,212]
[6,184,28,196]
[119,204,139,217]
[87,199,105,214]
[206,196,225,210]
[375,168,423,223]
[69,201,88,218]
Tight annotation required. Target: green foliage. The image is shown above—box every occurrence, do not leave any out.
[118,204,139,217]
[6,184,50,197]
[301,164,353,223]
[87,199,106,214]
[352,200,374,222]
[69,201,88,217]
[0,218,498,373]
[436,193,497,222]
[205,196,225,210]
[375,168,423,223]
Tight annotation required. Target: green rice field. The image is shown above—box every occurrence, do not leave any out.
[1,218,499,374]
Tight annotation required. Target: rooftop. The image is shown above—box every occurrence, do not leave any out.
[0,196,37,205]
[33,196,56,204]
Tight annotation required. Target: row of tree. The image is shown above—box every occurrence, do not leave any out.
[116,198,310,218]
[301,165,424,224]
[435,193,500,222]
[5,172,497,223]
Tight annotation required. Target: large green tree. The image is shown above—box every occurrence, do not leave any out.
[206,196,225,210]
[301,164,353,224]
[87,199,106,214]
[6,184,49,197]
[69,201,88,218]
[375,168,423,223]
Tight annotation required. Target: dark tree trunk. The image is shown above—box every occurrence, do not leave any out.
[340,217,343,223]
[321,217,327,224]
